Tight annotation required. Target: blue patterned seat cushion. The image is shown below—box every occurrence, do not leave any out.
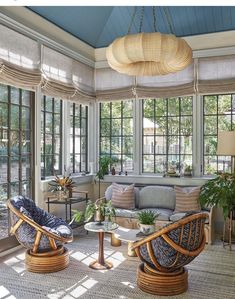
[139,213,205,271]
[10,196,73,251]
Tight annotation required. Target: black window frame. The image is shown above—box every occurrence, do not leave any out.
[70,103,88,173]
[203,93,235,175]
[142,96,193,174]
[41,95,62,179]
[99,100,134,173]
[0,84,34,200]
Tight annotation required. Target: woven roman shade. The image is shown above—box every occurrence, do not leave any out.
[0,60,41,90]
[197,55,235,93]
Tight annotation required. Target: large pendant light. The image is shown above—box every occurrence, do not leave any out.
[106,7,192,77]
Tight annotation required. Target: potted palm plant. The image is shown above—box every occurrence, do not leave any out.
[137,210,159,235]
[200,173,235,219]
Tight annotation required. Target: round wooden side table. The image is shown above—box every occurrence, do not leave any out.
[84,222,118,270]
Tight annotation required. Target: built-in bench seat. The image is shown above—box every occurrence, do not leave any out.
[105,184,215,244]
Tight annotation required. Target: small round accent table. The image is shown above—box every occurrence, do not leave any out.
[84,222,118,270]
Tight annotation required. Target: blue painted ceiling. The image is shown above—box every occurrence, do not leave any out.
[28,6,235,48]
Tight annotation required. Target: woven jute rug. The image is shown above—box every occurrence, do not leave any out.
[0,229,234,299]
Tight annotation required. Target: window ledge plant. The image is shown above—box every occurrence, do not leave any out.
[200,173,235,219]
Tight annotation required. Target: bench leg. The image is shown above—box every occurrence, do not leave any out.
[111,234,122,247]
[128,242,137,257]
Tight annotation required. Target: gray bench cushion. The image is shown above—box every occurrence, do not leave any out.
[115,208,173,221]
[139,186,176,210]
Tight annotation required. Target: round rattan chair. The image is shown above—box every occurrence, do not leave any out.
[132,212,208,296]
[7,196,73,273]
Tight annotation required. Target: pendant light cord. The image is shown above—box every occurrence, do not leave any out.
[127,7,137,34]
[163,7,175,34]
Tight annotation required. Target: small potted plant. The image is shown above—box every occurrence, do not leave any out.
[71,199,116,226]
[48,174,75,200]
[137,210,159,235]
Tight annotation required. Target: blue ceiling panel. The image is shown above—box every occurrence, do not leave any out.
[28,6,113,47]
[28,6,235,48]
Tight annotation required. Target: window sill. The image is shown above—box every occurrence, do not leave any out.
[100,174,210,186]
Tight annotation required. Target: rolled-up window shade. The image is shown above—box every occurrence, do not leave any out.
[136,83,194,99]
[95,68,134,101]
[0,24,40,69]
[42,46,95,102]
[198,56,235,93]
[0,24,41,89]
[72,60,94,94]
[136,64,194,98]
[0,60,41,90]
[95,65,194,100]
[42,46,73,84]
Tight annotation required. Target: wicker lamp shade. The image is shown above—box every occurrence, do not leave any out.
[106,32,192,76]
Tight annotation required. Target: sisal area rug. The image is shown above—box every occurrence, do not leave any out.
[0,229,234,299]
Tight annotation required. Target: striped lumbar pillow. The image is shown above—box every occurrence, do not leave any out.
[174,186,201,213]
[111,183,135,209]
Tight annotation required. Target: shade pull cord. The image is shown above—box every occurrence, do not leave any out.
[127,7,137,34]
[163,7,175,34]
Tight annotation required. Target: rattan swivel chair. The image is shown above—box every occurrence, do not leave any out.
[7,195,73,273]
[132,213,207,296]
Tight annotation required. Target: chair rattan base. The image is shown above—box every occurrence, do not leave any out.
[25,246,69,273]
[137,263,188,296]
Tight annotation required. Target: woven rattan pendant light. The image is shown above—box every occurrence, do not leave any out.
[106,7,192,77]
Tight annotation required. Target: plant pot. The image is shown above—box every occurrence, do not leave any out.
[94,210,105,225]
[57,190,68,201]
[138,223,155,235]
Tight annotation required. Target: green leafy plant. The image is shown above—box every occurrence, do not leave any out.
[96,156,118,180]
[48,175,75,192]
[137,210,159,225]
[200,173,235,219]
[71,199,116,224]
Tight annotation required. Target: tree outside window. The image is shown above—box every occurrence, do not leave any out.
[99,101,133,173]
[142,97,193,174]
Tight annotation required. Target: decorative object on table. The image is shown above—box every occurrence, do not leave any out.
[7,196,73,273]
[48,174,75,200]
[132,213,207,296]
[183,164,193,177]
[111,167,116,175]
[166,165,180,177]
[137,210,159,235]
[106,7,192,77]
